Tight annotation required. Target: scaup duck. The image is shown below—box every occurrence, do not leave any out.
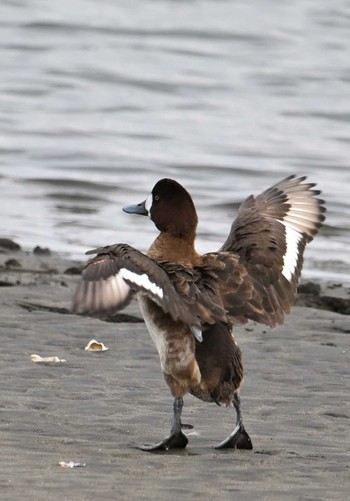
[72,175,325,451]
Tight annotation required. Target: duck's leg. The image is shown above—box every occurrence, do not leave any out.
[140,396,188,452]
[215,393,253,450]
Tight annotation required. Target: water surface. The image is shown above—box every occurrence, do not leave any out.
[1,0,350,283]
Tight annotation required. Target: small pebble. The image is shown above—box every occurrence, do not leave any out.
[33,246,51,256]
[0,238,21,251]
[5,259,21,268]
[64,267,82,275]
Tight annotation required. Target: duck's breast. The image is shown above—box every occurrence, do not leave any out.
[138,294,200,386]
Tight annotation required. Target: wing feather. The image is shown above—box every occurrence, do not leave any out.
[218,175,326,327]
[72,243,228,328]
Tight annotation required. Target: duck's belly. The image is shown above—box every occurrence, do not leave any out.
[138,295,201,396]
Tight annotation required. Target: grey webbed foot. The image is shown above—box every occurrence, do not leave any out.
[215,393,253,450]
[215,423,252,450]
[140,431,188,452]
[140,396,188,453]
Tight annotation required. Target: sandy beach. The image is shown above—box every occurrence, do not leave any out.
[1,242,349,501]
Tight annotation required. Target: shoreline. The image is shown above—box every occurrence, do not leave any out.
[1,240,349,500]
[1,239,349,317]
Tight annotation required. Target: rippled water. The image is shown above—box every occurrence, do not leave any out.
[1,0,350,283]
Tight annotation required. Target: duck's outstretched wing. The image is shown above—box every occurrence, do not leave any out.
[71,243,227,329]
[217,175,326,327]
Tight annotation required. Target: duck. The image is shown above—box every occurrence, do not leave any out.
[72,175,326,451]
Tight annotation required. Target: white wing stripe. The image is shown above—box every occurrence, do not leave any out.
[114,273,130,298]
[120,268,164,299]
[281,224,302,282]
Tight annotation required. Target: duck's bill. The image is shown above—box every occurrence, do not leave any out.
[122,200,148,216]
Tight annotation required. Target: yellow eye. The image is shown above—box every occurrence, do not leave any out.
[154,195,160,201]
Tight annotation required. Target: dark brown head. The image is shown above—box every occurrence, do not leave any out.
[123,178,198,238]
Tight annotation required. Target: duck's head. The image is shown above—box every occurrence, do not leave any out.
[123,178,198,238]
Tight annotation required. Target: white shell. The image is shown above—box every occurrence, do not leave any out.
[84,339,109,352]
[31,354,66,363]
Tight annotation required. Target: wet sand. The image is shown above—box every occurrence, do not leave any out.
[0,244,349,500]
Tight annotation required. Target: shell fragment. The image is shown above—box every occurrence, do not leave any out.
[84,339,109,352]
[31,354,66,363]
[59,461,86,468]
